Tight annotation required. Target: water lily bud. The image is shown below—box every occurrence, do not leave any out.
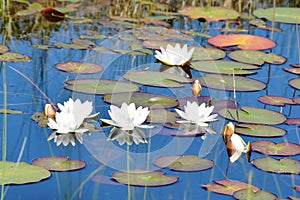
[191,79,202,96]
[44,104,56,119]
[221,122,235,144]
[246,141,252,163]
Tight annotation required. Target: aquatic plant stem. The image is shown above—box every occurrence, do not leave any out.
[1,64,7,200]
[247,170,253,200]
[143,129,152,200]
[127,143,131,200]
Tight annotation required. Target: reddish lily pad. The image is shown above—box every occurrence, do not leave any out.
[202,179,260,195]
[251,140,300,156]
[254,7,300,24]
[112,170,178,186]
[55,61,103,74]
[285,118,300,126]
[233,189,277,200]
[258,95,296,106]
[294,185,300,192]
[218,106,286,124]
[0,44,9,54]
[0,52,30,62]
[208,34,275,50]
[235,123,286,137]
[196,74,266,92]
[32,156,85,171]
[147,109,179,123]
[228,50,286,65]
[289,78,300,90]
[103,92,178,109]
[65,79,139,94]
[252,157,300,174]
[191,60,259,75]
[154,155,213,172]
[178,7,239,21]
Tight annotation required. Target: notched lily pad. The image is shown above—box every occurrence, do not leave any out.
[32,156,85,171]
[251,140,300,156]
[65,79,139,94]
[235,123,286,137]
[0,161,51,185]
[112,170,178,186]
[0,52,30,62]
[202,179,260,195]
[233,189,277,200]
[252,157,300,174]
[154,155,214,172]
[258,95,295,106]
[147,109,179,123]
[218,106,286,124]
[55,61,103,74]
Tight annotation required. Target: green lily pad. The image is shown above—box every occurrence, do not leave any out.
[254,7,300,24]
[191,46,226,61]
[103,92,178,109]
[289,78,300,90]
[154,155,214,172]
[218,106,286,124]
[202,179,260,195]
[249,19,282,32]
[31,112,48,127]
[252,157,300,174]
[235,123,286,137]
[178,7,239,21]
[208,34,276,50]
[191,60,259,75]
[0,108,23,114]
[251,140,300,156]
[285,118,300,126]
[91,174,121,185]
[54,42,90,50]
[112,170,178,186]
[233,189,277,200]
[147,109,179,123]
[0,161,50,185]
[228,50,286,65]
[0,44,9,54]
[65,79,139,94]
[32,156,86,171]
[55,61,103,74]
[0,52,30,62]
[258,95,296,106]
[196,74,266,91]
[123,71,192,88]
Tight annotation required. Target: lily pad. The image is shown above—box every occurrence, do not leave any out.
[55,61,103,74]
[191,60,259,75]
[218,106,286,124]
[294,185,300,192]
[202,179,260,195]
[233,189,277,200]
[196,74,266,91]
[0,161,50,185]
[285,118,300,126]
[147,109,179,123]
[91,174,121,185]
[235,123,286,137]
[0,52,30,62]
[208,34,276,50]
[0,108,23,114]
[0,44,9,54]
[32,156,85,171]
[251,140,300,156]
[228,50,286,65]
[178,7,239,21]
[112,170,178,186]
[191,46,226,61]
[254,7,300,24]
[289,78,300,90]
[154,155,214,172]
[284,68,300,75]
[258,95,296,106]
[65,79,139,94]
[123,71,192,88]
[54,42,90,50]
[252,157,300,174]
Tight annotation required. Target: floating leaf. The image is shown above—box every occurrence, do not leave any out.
[0,52,30,62]
[228,50,286,65]
[103,92,178,109]
[251,140,300,156]
[147,109,179,123]
[32,156,85,171]
[235,123,286,137]
[250,19,282,32]
[0,161,50,185]
[233,189,277,200]
[0,44,9,54]
[254,7,300,24]
[191,60,259,75]
[112,170,178,186]
[54,42,89,50]
[191,46,226,61]
[178,7,239,21]
[92,174,121,185]
[40,7,65,22]
[154,155,214,172]
[284,68,300,75]
[196,74,266,91]
[252,157,300,174]
[218,106,286,124]
[55,61,103,74]
[294,185,300,192]
[258,95,295,106]
[65,79,139,94]
[0,108,22,114]
[202,179,260,195]
[285,118,300,126]
[289,78,300,90]
[72,38,96,48]
[123,71,192,87]
[208,34,275,50]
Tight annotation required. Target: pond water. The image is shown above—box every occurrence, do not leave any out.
[0,1,300,200]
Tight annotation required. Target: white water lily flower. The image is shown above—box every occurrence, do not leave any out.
[227,133,247,163]
[101,103,154,131]
[155,43,194,66]
[175,101,218,127]
[108,127,147,145]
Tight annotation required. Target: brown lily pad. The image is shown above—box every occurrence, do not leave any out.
[55,61,103,74]
[252,157,300,174]
[258,95,296,106]
[251,140,300,156]
[32,156,86,171]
